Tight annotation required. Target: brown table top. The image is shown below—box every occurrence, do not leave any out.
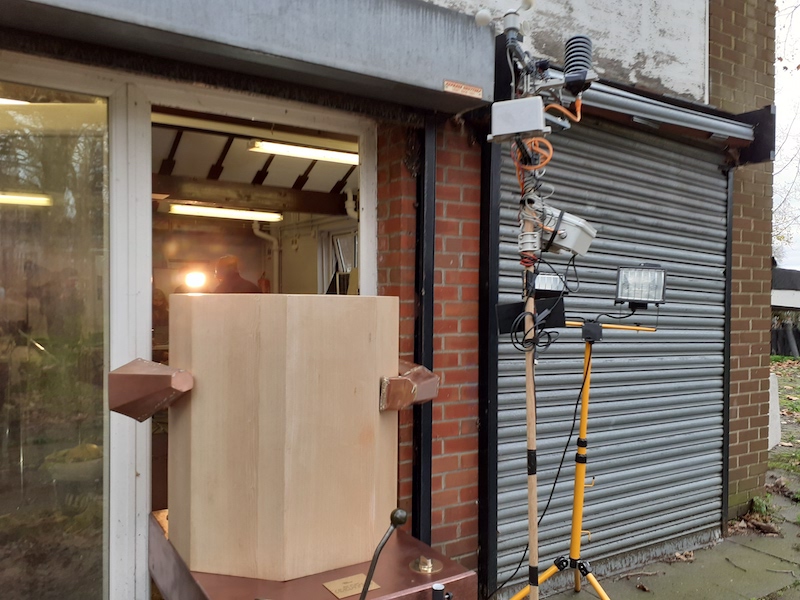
[150,512,477,600]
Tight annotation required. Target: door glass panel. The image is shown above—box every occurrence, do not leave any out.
[0,83,107,599]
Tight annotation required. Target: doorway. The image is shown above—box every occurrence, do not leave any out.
[148,107,364,511]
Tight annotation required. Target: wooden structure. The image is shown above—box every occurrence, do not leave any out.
[149,512,477,600]
[108,358,194,421]
[168,294,398,581]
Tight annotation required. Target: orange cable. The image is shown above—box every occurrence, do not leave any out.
[545,97,582,122]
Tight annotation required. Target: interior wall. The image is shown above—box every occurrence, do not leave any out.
[280,231,319,294]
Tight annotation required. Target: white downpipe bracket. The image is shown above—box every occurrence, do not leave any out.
[252,221,280,293]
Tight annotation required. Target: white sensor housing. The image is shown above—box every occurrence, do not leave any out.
[488,97,548,143]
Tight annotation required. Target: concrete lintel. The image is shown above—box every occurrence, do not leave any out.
[2,0,495,113]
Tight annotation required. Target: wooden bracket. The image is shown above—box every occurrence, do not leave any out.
[379,360,439,412]
[109,358,194,422]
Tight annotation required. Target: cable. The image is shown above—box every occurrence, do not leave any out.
[534,254,580,295]
[512,138,554,181]
[545,97,583,123]
[485,360,592,600]
[596,309,637,321]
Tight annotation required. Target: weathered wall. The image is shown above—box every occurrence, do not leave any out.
[708,0,775,518]
[425,0,708,101]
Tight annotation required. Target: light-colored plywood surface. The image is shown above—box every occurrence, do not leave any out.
[169,294,398,581]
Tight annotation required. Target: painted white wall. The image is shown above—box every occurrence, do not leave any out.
[426,0,708,101]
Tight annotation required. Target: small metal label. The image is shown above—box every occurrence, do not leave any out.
[443,80,483,99]
[323,574,379,599]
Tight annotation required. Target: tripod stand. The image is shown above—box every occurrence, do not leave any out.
[511,320,654,600]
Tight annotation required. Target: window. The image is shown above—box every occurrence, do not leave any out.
[0,82,107,599]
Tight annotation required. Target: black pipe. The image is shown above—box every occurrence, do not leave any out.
[721,167,734,529]
[477,136,502,598]
[412,115,436,544]
[477,34,512,599]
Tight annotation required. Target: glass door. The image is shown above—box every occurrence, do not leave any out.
[0,82,108,599]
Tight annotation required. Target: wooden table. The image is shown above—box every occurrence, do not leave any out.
[150,512,477,600]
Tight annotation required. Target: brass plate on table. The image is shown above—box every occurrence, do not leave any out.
[323,574,379,599]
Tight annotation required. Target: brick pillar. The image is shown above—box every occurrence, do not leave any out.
[708,0,775,517]
[376,121,482,567]
[376,124,418,522]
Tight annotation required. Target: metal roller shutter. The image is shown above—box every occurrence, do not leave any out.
[496,120,729,594]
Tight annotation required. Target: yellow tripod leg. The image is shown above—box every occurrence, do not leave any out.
[507,562,564,600]
[509,585,530,600]
[585,573,611,600]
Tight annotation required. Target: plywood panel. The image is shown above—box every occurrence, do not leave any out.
[169,294,398,581]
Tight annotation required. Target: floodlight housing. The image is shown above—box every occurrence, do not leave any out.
[615,266,666,309]
[534,272,565,297]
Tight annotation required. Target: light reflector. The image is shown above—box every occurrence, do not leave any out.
[615,266,666,306]
[169,204,283,222]
[248,140,359,165]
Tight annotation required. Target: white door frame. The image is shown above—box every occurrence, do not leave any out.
[0,50,378,599]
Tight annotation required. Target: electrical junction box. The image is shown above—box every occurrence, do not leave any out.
[488,96,549,143]
[541,208,597,256]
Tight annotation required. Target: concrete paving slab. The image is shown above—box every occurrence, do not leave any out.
[514,473,800,600]
[544,537,798,600]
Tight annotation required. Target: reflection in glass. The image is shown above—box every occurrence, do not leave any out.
[0,82,107,599]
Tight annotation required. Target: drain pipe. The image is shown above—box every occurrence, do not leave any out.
[252,221,280,293]
[345,189,359,220]
[412,115,436,546]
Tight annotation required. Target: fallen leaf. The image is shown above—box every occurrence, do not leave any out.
[749,520,781,535]
[780,442,795,447]
[636,582,651,592]
[788,395,799,401]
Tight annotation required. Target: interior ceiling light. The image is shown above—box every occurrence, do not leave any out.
[169,204,283,222]
[0,98,30,105]
[248,139,359,165]
[0,192,53,206]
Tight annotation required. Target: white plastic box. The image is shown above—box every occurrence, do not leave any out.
[488,96,548,143]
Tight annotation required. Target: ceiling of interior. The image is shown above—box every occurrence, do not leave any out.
[151,111,360,200]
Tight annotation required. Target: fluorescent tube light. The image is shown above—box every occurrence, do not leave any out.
[248,140,359,165]
[0,192,53,206]
[169,204,283,222]
[0,98,30,105]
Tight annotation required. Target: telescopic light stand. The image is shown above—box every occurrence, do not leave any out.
[511,320,654,600]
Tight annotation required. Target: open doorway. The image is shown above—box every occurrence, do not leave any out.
[148,107,363,511]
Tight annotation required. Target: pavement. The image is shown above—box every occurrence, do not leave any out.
[540,474,800,600]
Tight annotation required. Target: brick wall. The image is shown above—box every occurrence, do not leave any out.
[708,0,775,517]
[377,121,483,567]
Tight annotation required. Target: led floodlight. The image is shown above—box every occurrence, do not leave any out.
[534,272,565,296]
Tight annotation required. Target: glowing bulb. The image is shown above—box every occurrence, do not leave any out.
[185,272,207,289]
[475,8,493,27]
